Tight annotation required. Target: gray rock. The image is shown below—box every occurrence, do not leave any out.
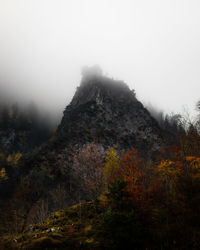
[57,73,163,152]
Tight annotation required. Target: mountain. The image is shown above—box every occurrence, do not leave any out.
[20,67,163,175]
[15,67,164,200]
[1,68,199,249]
[0,68,164,232]
[57,67,163,152]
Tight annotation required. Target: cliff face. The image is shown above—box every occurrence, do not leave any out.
[57,73,162,151]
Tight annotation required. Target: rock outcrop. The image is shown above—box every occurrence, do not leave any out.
[57,68,163,152]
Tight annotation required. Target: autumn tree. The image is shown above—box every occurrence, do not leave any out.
[120,150,163,208]
[72,143,105,200]
[103,147,120,189]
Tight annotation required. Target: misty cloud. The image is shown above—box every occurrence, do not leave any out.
[0,0,200,120]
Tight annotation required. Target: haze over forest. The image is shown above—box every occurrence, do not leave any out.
[1,2,200,248]
[0,0,200,123]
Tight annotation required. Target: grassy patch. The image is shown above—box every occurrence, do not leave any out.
[0,200,107,249]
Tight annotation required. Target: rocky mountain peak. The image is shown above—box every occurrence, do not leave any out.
[70,66,137,108]
[57,67,163,151]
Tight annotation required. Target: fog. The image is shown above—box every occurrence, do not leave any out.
[0,0,200,123]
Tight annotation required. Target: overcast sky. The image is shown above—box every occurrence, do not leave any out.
[0,0,200,119]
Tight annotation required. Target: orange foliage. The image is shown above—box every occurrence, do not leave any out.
[120,150,163,208]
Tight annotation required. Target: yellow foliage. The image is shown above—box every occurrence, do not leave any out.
[157,160,180,177]
[85,238,94,243]
[185,156,196,161]
[7,153,22,165]
[156,160,181,196]
[6,155,12,163]
[186,156,200,168]
[98,192,108,204]
[185,155,200,179]
[103,147,120,187]
[84,225,92,233]
[0,168,8,180]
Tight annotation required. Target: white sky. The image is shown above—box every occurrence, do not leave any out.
[0,0,200,118]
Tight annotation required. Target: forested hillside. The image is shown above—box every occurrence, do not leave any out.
[0,102,53,154]
[0,71,199,249]
[0,127,200,249]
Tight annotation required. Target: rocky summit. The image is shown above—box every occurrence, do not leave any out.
[57,67,163,152]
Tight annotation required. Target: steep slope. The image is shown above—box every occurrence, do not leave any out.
[57,70,162,152]
[0,201,107,249]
